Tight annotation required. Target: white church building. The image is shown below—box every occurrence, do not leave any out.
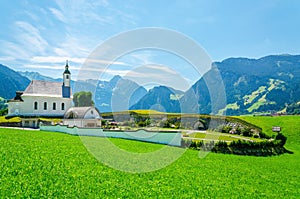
[7,62,73,128]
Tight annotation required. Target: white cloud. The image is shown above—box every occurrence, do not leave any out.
[0,0,140,80]
[0,40,31,59]
[23,64,73,70]
[85,58,127,66]
[54,34,91,58]
[54,0,113,25]
[23,11,39,22]
[0,56,16,62]
[127,51,154,65]
[15,21,49,54]
[32,56,85,64]
[49,7,66,23]
[144,64,178,75]
[122,64,191,91]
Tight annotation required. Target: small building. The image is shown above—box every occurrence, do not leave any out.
[63,106,101,128]
[272,126,281,132]
[6,62,73,128]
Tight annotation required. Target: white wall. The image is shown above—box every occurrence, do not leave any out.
[8,95,72,116]
[21,118,39,128]
[40,125,182,146]
[63,119,101,128]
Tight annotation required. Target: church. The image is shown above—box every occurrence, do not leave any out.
[7,62,73,128]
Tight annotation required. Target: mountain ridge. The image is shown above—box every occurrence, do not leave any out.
[1,54,300,115]
[131,54,300,115]
[0,64,30,99]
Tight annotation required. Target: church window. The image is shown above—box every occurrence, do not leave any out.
[53,102,56,110]
[62,103,65,110]
[44,102,47,110]
[34,102,38,110]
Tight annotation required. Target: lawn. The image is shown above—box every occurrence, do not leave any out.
[0,115,299,198]
[187,131,258,142]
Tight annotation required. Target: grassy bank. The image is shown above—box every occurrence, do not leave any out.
[0,115,299,198]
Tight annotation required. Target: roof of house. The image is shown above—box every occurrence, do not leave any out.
[23,80,64,96]
[64,106,100,119]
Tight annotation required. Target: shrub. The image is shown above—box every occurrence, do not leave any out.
[259,132,271,139]
[235,126,242,135]
[242,128,252,137]
[275,132,287,146]
[222,126,232,134]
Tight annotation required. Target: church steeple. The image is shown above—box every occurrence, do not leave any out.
[62,60,71,98]
[64,60,71,75]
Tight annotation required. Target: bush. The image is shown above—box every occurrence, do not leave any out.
[242,128,252,137]
[275,132,287,146]
[259,132,271,139]
[235,126,242,135]
[222,126,232,134]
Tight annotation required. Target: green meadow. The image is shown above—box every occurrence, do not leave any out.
[0,116,300,198]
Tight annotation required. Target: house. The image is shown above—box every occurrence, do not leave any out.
[6,61,73,128]
[63,106,101,128]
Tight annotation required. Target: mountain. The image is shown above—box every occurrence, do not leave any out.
[3,54,300,115]
[19,70,98,94]
[19,71,148,112]
[212,54,300,115]
[0,64,30,99]
[19,71,59,82]
[94,75,147,112]
[131,54,300,115]
[130,86,184,113]
[19,70,148,112]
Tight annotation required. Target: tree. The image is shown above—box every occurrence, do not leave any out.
[0,97,7,111]
[0,108,8,116]
[73,91,94,107]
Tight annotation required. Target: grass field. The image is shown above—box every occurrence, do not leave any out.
[0,116,300,198]
[187,131,259,142]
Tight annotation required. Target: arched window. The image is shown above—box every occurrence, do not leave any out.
[34,102,38,110]
[53,102,56,110]
[44,102,47,110]
[61,103,65,110]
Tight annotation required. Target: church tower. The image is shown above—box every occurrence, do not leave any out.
[62,60,71,98]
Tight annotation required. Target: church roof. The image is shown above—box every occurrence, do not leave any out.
[23,80,63,96]
[64,106,100,119]
[64,60,71,74]
[64,66,71,74]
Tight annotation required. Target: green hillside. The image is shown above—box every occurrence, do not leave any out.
[132,55,300,115]
[0,116,299,198]
[0,64,30,99]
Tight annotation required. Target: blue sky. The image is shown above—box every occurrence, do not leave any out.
[0,0,300,90]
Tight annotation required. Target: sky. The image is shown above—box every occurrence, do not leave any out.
[0,0,300,90]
